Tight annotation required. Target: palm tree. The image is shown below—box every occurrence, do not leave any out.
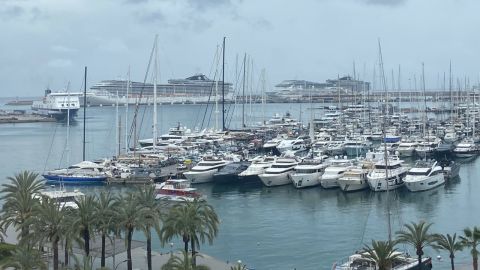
[362,240,401,270]
[116,192,143,270]
[0,244,47,270]
[230,261,247,270]
[135,185,163,270]
[396,221,435,269]
[460,226,480,270]
[0,171,44,241]
[73,195,97,256]
[161,198,219,267]
[432,233,463,270]
[160,250,210,270]
[29,198,66,270]
[61,210,82,268]
[94,191,117,268]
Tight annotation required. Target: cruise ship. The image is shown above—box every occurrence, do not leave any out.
[82,74,234,106]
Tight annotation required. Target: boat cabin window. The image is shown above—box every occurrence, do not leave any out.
[407,169,431,176]
[271,164,295,169]
[296,169,318,174]
[198,161,224,166]
[375,164,401,170]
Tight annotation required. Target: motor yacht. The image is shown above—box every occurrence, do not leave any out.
[259,157,299,187]
[453,139,477,158]
[320,158,355,189]
[238,155,277,182]
[396,141,417,157]
[155,179,203,202]
[338,167,369,192]
[38,188,85,209]
[367,157,408,192]
[290,159,326,188]
[183,156,230,184]
[404,160,445,192]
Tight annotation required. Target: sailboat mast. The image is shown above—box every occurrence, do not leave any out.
[116,90,120,156]
[83,66,87,161]
[222,37,226,131]
[125,67,130,153]
[378,39,392,242]
[153,35,158,151]
[242,53,246,128]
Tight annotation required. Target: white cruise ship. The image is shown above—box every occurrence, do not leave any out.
[31,90,81,120]
[82,74,234,106]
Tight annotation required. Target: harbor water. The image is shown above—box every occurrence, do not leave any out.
[0,100,479,269]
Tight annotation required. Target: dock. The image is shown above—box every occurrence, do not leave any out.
[106,164,185,185]
[0,114,56,124]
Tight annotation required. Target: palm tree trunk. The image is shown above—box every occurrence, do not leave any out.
[474,256,478,270]
[147,231,152,270]
[450,256,455,270]
[84,228,90,256]
[183,234,189,253]
[53,237,59,270]
[127,228,133,270]
[101,233,106,267]
[191,239,197,267]
[418,254,422,270]
[64,239,69,266]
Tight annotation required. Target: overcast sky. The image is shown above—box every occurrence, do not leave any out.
[1,0,479,97]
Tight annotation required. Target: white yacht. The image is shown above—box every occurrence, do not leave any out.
[259,157,299,187]
[263,138,282,151]
[327,141,346,156]
[276,138,307,154]
[396,141,417,157]
[453,139,477,158]
[404,160,445,192]
[238,155,277,179]
[38,188,85,209]
[335,251,432,270]
[367,157,408,192]
[320,158,355,189]
[183,156,230,184]
[337,167,369,192]
[344,139,370,157]
[32,90,81,120]
[290,160,326,188]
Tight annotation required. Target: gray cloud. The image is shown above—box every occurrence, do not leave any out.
[360,0,407,6]
[0,5,25,20]
[136,10,167,23]
[187,0,232,11]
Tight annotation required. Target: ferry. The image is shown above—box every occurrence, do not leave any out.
[31,89,80,120]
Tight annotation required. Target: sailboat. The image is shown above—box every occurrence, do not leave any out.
[43,68,108,184]
[334,42,432,269]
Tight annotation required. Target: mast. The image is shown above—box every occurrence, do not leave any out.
[116,90,120,156]
[125,67,130,153]
[83,66,87,161]
[378,39,392,242]
[153,35,158,151]
[222,37,226,131]
[242,53,246,128]
[422,63,428,160]
[449,61,453,120]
